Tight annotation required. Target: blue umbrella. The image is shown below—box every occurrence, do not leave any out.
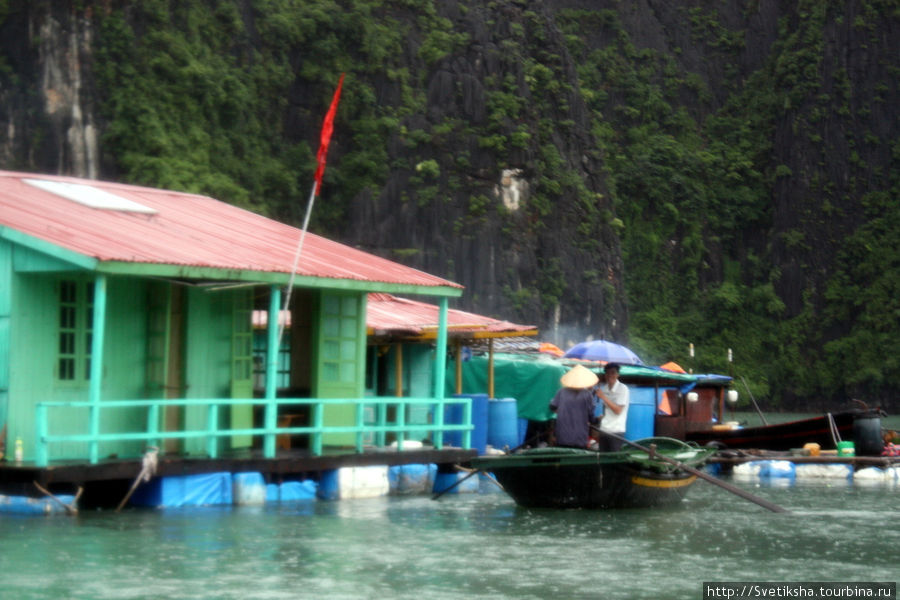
[562,340,644,365]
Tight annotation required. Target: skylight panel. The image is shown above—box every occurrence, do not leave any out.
[24,178,158,214]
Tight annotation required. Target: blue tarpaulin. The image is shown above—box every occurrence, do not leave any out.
[0,494,76,515]
[131,472,233,508]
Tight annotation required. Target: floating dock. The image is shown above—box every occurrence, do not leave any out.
[709,450,900,471]
[0,446,478,510]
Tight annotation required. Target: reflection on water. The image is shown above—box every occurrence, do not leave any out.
[1,479,896,600]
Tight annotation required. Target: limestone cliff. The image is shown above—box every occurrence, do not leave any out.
[0,1,98,177]
[1,0,897,407]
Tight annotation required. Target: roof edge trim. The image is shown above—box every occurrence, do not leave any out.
[0,226,97,270]
[96,261,464,297]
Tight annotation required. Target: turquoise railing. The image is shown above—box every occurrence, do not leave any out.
[33,396,472,467]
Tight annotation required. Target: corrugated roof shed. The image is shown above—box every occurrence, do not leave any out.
[366,293,537,340]
[252,294,537,340]
[0,171,461,292]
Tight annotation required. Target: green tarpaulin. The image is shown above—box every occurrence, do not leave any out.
[445,353,705,422]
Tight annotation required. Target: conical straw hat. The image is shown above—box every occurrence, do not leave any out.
[560,364,599,389]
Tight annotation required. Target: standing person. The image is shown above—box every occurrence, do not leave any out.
[549,365,598,449]
[596,362,630,452]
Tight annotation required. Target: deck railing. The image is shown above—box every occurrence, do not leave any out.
[33,396,472,467]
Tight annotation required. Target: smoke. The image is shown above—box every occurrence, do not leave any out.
[543,323,600,350]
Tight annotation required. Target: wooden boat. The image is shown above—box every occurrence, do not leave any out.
[470,437,715,509]
[683,409,882,452]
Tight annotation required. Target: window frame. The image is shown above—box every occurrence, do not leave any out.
[56,278,94,384]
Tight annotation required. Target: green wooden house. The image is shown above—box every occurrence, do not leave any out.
[0,171,463,465]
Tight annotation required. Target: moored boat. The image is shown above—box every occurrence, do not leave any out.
[682,408,884,453]
[470,437,715,509]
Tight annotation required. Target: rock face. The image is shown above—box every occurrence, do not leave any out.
[342,1,626,344]
[0,1,98,177]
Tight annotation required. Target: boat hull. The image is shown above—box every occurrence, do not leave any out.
[471,443,712,509]
[684,410,863,451]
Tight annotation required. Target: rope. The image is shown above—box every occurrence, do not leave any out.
[116,446,159,512]
[826,413,842,447]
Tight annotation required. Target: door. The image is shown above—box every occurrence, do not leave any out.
[315,292,366,447]
[146,283,186,454]
[230,289,254,448]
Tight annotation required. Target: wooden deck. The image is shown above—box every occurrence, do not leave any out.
[0,446,478,507]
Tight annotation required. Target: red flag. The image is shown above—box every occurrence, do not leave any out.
[313,73,345,195]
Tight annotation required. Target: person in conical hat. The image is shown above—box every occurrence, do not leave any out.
[559,364,599,389]
[550,365,599,448]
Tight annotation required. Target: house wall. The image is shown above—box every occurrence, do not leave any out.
[182,286,233,455]
[8,269,149,461]
[401,344,434,440]
[11,272,86,460]
[0,240,10,451]
[99,277,153,457]
[363,343,436,443]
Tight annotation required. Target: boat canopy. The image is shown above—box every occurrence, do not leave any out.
[446,353,727,421]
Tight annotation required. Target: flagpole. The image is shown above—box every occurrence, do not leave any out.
[278,179,317,345]
[278,73,344,347]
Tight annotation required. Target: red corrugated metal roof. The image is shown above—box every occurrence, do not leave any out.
[0,170,461,290]
[366,293,536,338]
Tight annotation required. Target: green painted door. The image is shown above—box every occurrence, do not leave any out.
[315,292,366,446]
[231,290,254,448]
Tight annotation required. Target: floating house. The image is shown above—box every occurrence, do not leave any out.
[0,170,478,502]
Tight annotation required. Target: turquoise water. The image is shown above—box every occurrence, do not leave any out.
[1,476,897,599]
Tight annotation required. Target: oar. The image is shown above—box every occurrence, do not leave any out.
[590,426,788,514]
[431,467,481,500]
[33,481,80,516]
[431,430,543,500]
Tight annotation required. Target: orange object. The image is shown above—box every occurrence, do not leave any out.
[657,389,677,415]
[539,342,565,357]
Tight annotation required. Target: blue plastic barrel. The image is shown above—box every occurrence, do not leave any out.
[317,469,340,500]
[445,394,488,454]
[281,480,318,501]
[488,397,519,450]
[624,388,656,440]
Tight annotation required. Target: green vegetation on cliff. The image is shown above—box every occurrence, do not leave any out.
[1,0,897,410]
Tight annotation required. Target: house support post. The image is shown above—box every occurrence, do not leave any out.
[454,338,462,394]
[264,285,281,458]
[88,274,107,464]
[432,297,448,448]
[488,338,495,399]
